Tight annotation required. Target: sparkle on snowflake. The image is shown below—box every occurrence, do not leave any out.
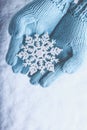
[17,33,62,75]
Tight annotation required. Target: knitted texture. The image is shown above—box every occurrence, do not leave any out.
[69,0,87,22]
[50,0,73,8]
[38,1,87,87]
[6,0,87,87]
[6,0,72,68]
[8,0,72,36]
[30,0,87,87]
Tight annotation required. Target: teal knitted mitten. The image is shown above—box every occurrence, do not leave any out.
[30,0,87,87]
[6,0,72,68]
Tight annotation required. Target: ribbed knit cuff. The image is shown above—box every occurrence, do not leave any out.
[50,0,73,3]
[49,0,74,14]
[50,0,73,6]
[69,0,87,22]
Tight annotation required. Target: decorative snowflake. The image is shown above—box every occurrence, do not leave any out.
[17,33,62,75]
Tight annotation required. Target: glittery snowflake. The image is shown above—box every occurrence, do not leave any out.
[17,33,62,75]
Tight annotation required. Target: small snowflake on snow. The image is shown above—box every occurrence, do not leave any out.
[17,33,62,75]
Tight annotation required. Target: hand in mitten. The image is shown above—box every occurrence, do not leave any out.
[30,0,87,87]
[6,0,73,72]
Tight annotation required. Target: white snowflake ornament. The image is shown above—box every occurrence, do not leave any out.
[17,33,63,75]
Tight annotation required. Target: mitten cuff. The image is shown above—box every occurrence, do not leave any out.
[50,0,73,3]
[50,0,73,13]
[69,0,87,22]
[50,0,73,6]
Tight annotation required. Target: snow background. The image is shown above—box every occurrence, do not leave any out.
[0,0,87,130]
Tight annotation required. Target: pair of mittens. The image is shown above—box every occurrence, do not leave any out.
[6,0,87,87]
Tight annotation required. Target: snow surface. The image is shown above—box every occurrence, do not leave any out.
[0,0,87,130]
